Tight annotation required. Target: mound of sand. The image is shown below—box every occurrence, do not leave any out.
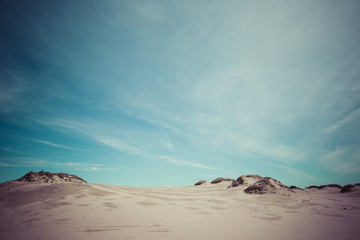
[228,174,263,188]
[306,184,342,190]
[210,177,234,184]
[227,175,293,195]
[15,170,87,184]
[0,181,90,208]
[340,184,360,193]
[243,177,293,195]
[194,180,206,186]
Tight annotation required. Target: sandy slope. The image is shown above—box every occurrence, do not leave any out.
[0,181,359,240]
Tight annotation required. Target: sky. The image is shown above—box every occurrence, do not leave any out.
[0,0,360,187]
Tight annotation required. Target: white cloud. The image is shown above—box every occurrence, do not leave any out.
[96,136,147,157]
[0,162,16,167]
[277,164,314,181]
[30,139,79,151]
[32,116,229,172]
[1,147,25,154]
[0,68,32,113]
[325,108,360,134]
[53,161,117,172]
[0,157,48,167]
[96,135,227,172]
[323,147,346,161]
[332,161,360,175]
[136,2,164,23]
[322,147,360,174]
[0,157,116,172]
[156,155,216,170]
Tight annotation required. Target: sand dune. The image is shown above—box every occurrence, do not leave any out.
[15,170,87,184]
[0,173,360,240]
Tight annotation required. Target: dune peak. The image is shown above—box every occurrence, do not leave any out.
[15,170,87,184]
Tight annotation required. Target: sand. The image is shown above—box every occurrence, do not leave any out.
[0,181,359,240]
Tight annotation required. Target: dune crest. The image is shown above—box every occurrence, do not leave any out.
[228,174,264,188]
[195,175,293,195]
[230,175,293,195]
[243,177,293,195]
[15,170,87,184]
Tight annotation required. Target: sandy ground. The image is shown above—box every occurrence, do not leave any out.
[0,181,359,240]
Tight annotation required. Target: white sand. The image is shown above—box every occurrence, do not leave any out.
[0,181,359,240]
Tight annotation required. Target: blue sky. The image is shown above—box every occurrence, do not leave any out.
[1,0,360,187]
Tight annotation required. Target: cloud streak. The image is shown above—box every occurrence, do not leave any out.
[30,139,79,151]
[325,108,360,134]
[33,117,226,172]
[96,136,148,158]
[0,157,116,172]
[96,135,225,172]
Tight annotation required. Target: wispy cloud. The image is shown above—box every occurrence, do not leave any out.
[32,118,93,137]
[136,2,164,23]
[30,139,79,151]
[0,162,16,167]
[53,161,118,172]
[1,147,25,154]
[0,157,116,172]
[96,136,147,157]
[123,99,307,163]
[0,157,48,167]
[96,135,228,172]
[325,108,360,134]
[156,155,216,170]
[277,164,314,181]
[32,117,230,172]
[332,161,360,175]
[0,68,32,113]
[322,147,360,174]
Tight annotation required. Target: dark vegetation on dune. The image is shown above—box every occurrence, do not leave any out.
[16,170,87,184]
[228,174,263,188]
[210,178,234,184]
[196,175,294,195]
[306,184,342,190]
[340,184,356,193]
[3,171,360,196]
[194,180,207,186]
[243,177,293,194]
[195,175,360,195]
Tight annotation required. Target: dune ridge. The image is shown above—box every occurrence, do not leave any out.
[197,174,360,194]
[15,170,87,184]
